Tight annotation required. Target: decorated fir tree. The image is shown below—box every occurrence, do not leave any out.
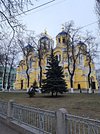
[42,49,67,96]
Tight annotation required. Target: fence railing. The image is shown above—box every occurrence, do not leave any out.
[0,100,8,116]
[12,103,56,134]
[0,100,100,134]
[65,114,100,134]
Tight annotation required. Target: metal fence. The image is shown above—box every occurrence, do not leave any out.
[12,103,56,134]
[0,100,100,134]
[66,114,100,134]
[0,100,8,116]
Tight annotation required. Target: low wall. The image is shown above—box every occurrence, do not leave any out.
[0,115,40,134]
[0,100,100,134]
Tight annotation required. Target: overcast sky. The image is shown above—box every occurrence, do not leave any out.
[20,0,98,38]
[19,0,100,68]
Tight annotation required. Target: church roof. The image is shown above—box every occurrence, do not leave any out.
[78,41,87,46]
[25,44,33,49]
[39,36,49,41]
[56,31,68,37]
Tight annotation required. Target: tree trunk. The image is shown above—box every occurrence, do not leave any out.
[2,58,7,90]
[40,65,42,87]
[27,74,30,88]
[7,59,13,91]
[88,76,92,93]
[26,72,30,88]
[7,67,12,91]
[88,76,91,88]
[70,75,74,93]
[88,61,92,93]
[26,66,30,88]
[80,88,82,93]
[38,48,42,88]
[2,66,6,89]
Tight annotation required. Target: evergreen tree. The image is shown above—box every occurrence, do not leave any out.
[42,49,67,97]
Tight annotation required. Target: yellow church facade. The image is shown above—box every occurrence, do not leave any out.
[14,30,98,91]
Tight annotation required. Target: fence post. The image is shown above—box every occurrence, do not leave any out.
[56,108,67,134]
[7,100,14,123]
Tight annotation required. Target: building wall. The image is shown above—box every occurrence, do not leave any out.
[15,32,98,91]
[96,69,100,88]
[0,66,16,90]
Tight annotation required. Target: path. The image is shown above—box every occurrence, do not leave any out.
[0,121,20,134]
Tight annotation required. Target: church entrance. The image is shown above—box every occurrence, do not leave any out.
[91,82,96,89]
[78,84,82,93]
[21,80,23,90]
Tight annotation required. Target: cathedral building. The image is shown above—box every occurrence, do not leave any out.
[14,30,98,92]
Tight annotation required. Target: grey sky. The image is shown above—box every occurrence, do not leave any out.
[21,0,98,38]
[18,0,100,68]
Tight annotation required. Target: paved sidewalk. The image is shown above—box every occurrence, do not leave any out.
[0,121,20,134]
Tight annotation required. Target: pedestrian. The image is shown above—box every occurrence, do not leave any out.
[27,86,35,97]
[78,84,82,93]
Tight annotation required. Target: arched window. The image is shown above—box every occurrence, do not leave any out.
[55,55,58,61]
[58,38,61,43]
[59,55,61,62]
[29,58,33,68]
[55,55,61,62]
[62,38,65,43]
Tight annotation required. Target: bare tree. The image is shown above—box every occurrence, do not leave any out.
[17,31,36,89]
[0,0,37,90]
[0,32,13,90]
[38,43,42,88]
[64,21,98,93]
[81,32,98,93]
[38,33,54,87]
[7,40,20,91]
[96,0,100,27]
[0,31,20,90]
[0,0,34,26]
[0,0,36,49]
[64,22,83,93]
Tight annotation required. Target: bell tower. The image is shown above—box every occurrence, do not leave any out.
[38,31,54,54]
[56,27,70,47]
